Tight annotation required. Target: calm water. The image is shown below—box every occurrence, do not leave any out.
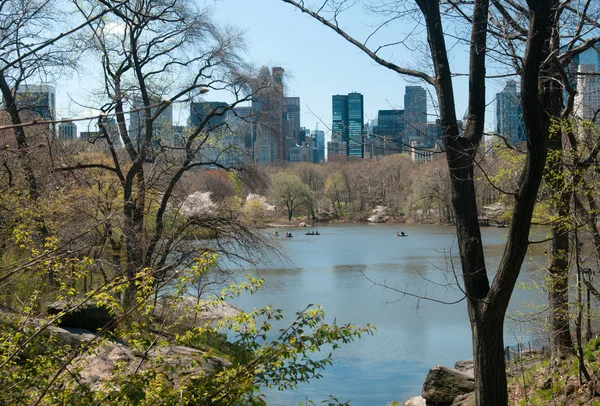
[228,224,546,405]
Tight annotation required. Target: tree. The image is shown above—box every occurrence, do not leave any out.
[324,171,346,218]
[50,0,273,308]
[280,0,559,404]
[481,1,600,364]
[271,172,313,221]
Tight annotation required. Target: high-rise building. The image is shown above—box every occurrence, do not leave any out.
[252,67,284,164]
[16,84,56,122]
[58,120,77,140]
[297,127,310,144]
[189,101,229,131]
[574,64,600,123]
[283,97,301,139]
[347,93,364,158]
[332,92,364,158]
[403,86,427,145]
[332,94,348,144]
[129,96,173,148]
[423,119,443,148]
[377,109,405,154]
[312,129,325,163]
[496,80,525,144]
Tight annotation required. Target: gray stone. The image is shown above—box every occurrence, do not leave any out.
[453,360,474,376]
[403,396,426,406]
[422,365,475,404]
[47,300,114,332]
[153,296,241,331]
[452,392,475,406]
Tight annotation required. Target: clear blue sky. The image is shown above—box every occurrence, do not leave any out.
[57,0,505,138]
[210,0,504,137]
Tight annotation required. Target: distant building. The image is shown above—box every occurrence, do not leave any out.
[297,127,310,144]
[403,86,427,145]
[290,141,313,163]
[408,140,441,163]
[377,109,405,154]
[189,101,229,131]
[79,131,100,141]
[327,138,348,160]
[423,119,443,148]
[496,80,525,145]
[332,92,364,158]
[312,129,325,163]
[252,67,284,164]
[574,64,600,123]
[129,96,173,148]
[58,120,77,140]
[16,84,56,122]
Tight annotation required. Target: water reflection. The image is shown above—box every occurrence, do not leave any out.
[228,224,547,405]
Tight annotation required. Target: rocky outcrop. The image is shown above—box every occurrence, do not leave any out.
[422,365,475,405]
[153,296,241,331]
[57,326,230,391]
[47,300,115,332]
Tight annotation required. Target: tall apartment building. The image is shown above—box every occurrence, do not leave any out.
[574,64,600,122]
[58,120,77,140]
[403,86,427,145]
[16,84,56,122]
[332,92,364,158]
[377,109,405,154]
[496,80,525,145]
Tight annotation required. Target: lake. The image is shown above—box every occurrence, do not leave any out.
[228,223,547,405]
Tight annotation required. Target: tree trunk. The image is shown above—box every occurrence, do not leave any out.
[546,152,574,362]
[471,311,508,404]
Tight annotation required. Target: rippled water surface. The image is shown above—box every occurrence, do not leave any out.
[227,224,546,405]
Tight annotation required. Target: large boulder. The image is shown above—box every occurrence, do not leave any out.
[422,365,475,404]
[69,332,230,391]
[153,296,241,331]
[47,300,115,332]
[453,360,474,377]
[404,396,426,406]
[452,392,475,406]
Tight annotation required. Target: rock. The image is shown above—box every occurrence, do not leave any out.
[403,396,426,405]
[71,334,230,391]
[47,300,114,332]
[453,360,474,377]
[153,297,241,331]
[75,342,137,391]
[451,392,475,406]
[422,365,475,404]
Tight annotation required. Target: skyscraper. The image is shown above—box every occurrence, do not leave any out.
[190,101,229,131]
[377,109,405,154]
[129,96,173,148]
[403,86,427,145]
[252,67,284,164]
[58,120,77,140]
[496,80,525,144]
[16,85,56,122]
[574,64,600,123]
[332,92,364,158]
[283,97,301,139]
[312,129,325,163]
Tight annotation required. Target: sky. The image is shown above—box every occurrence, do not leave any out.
[56,0,507,139]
